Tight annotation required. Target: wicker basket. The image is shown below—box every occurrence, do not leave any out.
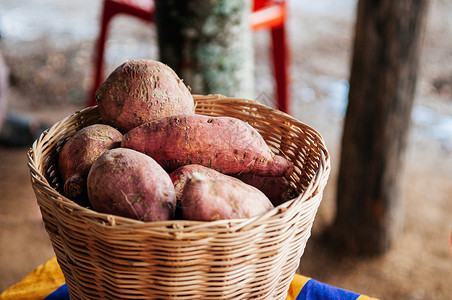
[27,94,330,299]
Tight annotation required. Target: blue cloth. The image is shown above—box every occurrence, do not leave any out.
[297,279,361,300]
[44,284,69,300]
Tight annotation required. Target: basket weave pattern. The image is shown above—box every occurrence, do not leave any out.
[28,95,330,299]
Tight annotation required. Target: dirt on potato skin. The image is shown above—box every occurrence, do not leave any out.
[1,0,452,298]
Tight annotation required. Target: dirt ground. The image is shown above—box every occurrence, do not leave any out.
[1,0,452,299]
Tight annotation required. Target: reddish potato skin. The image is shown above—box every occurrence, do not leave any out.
[234,173,297,206]
[95,59,195,132]
[87,148,176,222]
[170,164,226,202]
[122,114,293,177]
[181,172,274,221]
[170,164,229,219]
[171,165,297,207]
[58,124,123,205]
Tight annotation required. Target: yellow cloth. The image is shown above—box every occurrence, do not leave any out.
[0,256,65,300]
[358,295,380,300]
[287,273,311,299]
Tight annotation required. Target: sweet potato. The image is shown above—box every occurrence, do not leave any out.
[58,124,123,206]
[170,164,226,201]
[234,173,297,206]
[95,59,195,132]
[172,165,297,206]
[122,114,293,177]
[87,148,176,221]
[170,164,228,219]
[181,172,274,221]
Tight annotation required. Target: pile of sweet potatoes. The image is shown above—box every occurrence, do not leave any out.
[58,59,296,222]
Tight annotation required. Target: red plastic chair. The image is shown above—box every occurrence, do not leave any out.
[88,0,289,113]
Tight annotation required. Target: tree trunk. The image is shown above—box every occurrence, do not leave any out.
[154,0,254,98]
[331,0,430,255]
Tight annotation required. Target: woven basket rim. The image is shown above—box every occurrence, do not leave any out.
[27,95,330,233]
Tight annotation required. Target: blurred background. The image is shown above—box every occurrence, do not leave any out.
[0,0,451,298]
